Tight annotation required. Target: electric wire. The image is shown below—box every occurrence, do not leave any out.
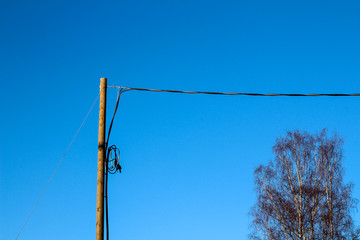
[107,145,121,174]
[15,93,100,240]
[104,88,127,240]
[105,88,126,151]
[104,145,121,240]
[108,86,360,97]
[105,151,110,240]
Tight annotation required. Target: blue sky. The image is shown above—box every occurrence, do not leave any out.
[1,0,360,239]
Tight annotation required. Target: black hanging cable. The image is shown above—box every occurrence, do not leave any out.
[105,145,121,240]
[104,151,110,240]
[104,88,129,240]
[108,85,360,97]
[105,88,123,151]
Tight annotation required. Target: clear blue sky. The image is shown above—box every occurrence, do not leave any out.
[1,0,360,239]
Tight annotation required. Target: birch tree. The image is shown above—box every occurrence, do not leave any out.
[249,129,357,240]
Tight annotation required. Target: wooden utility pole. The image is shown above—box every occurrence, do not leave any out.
[96,78,107,240]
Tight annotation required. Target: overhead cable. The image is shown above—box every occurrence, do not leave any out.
[108,86,360,97]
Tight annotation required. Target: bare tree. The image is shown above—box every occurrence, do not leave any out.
[249,129,357,240]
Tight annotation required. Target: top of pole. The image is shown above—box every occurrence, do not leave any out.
[100,78,107,89]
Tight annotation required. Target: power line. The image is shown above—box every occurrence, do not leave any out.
[104,88,126,240]
[15,93,100,240]
[108,86,360,97]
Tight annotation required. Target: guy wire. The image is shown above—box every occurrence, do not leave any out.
[15,93,100,240]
